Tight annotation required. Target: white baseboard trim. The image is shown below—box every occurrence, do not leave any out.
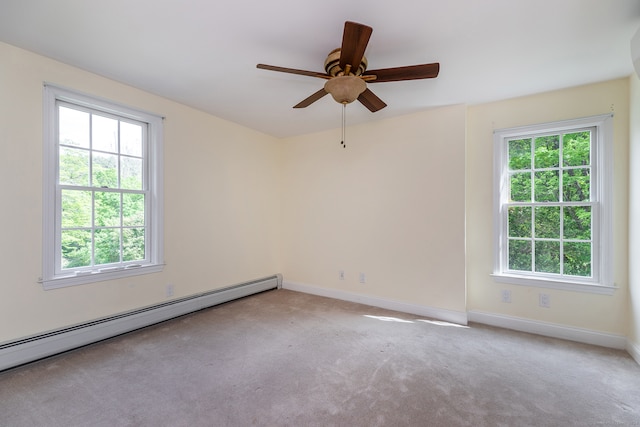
[468,310,627,350]
[627,339,640,365]
[282,280,468,325]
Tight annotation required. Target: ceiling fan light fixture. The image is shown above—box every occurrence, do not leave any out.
[324,76,366,104]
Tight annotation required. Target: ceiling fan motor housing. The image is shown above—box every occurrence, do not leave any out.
[324,48,368,76]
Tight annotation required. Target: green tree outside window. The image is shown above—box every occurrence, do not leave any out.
[506,131,591,277]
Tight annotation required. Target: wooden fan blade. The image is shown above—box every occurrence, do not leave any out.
[339,21,373,73]
[293,88,328,108]
[257,64,330,79]
[366,63,440,83]
[358,88,387,112]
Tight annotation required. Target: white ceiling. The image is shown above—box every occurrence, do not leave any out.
[1,1,639,138]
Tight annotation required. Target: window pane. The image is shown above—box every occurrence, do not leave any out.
[59,147,90,186]
[92,115,118,153]
[563,168,590,202]
[121,156,143,190]
[564,242,591,277]
[564,206,591,240]
[535,241,560,274]
[93,152,118,188]
[508,138,531,170]
[534,170,559,202]
[61,229,92,269]
[563,131,590,167]
[59,106,89,148]
[61,190,92,228]
[508,206,531,238]
[535,206,560,239]
[534,135,559,168]
[123,193,145,226]
[95,228,121,265]
[95,191,121,227]
[508,239,531,271]
[121,122,142,156]
[123,228,145,261]
[510,172,531,202]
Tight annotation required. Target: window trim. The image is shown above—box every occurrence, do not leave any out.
[42,83,164,290]
[492,114,614,295]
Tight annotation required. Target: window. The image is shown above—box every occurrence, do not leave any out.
[43,85,164,289]
[493,114,614,294]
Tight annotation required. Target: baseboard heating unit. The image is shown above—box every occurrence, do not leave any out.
[0,274,282,372]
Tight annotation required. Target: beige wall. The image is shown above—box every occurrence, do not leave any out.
[629,73,640,350]
[281,105,467,314]
[466,78,630,335]
[0,42,282,342]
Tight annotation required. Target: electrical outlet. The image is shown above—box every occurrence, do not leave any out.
[539,293,550,308]
[166,284,174,298]
[359,272,366,284]
[501,289,511,303]
[339,270,345,280]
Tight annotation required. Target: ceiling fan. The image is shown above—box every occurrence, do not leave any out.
[257,21,440,112]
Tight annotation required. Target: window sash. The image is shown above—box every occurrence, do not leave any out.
[54,186,150,275]
[501,201,597,279]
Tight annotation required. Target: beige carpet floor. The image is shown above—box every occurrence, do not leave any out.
[1,289,639,426]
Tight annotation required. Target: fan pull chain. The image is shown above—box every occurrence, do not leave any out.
[341,104,346,148]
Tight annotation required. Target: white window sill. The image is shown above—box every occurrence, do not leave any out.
[41,264,165,290]
[491,273,616,295]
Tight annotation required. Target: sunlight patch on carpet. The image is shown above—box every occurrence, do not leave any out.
[416,319,469,328]
[364,315,414,323]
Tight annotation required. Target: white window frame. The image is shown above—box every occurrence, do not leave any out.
[492,114,614,295]
[42,84,164,290]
